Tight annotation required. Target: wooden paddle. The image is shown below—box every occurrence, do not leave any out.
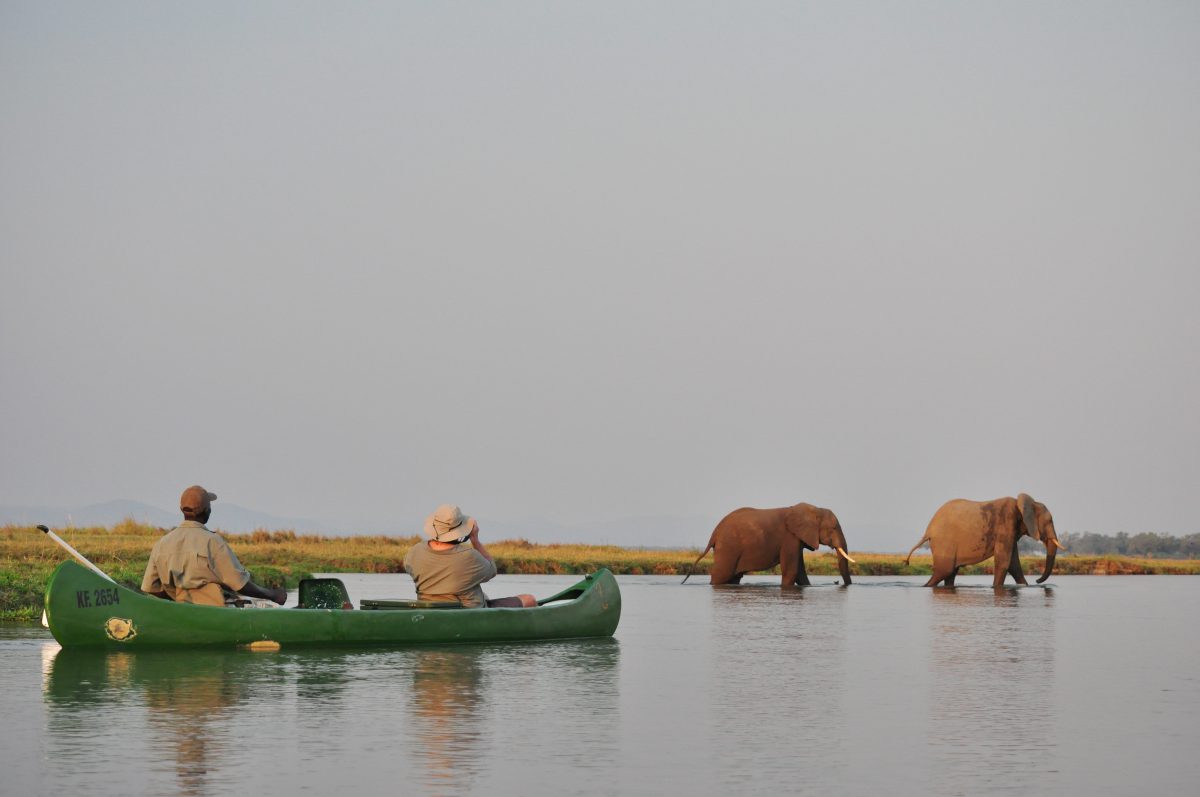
[38,524,116,583]
[38,524,117,627]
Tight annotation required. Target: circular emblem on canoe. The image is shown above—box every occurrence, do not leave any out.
[104,617,137,642]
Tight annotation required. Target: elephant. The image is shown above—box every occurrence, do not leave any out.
[904,493,1067,587]
[684,503,856,586]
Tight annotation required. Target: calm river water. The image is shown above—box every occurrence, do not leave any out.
[2,574,1197,796]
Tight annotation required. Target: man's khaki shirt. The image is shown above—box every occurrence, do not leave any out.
[403,542,497,608]
[141,521,250,606]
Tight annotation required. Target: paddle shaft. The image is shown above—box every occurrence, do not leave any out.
[37,524,116,583]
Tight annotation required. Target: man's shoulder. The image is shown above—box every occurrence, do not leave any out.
[408,543,485,565]
[156,522,223,548]
[440,545,487,562]
[181,521,224,539]
[152,524,189,546]
[167,520,214,533]
[404,542,432,567]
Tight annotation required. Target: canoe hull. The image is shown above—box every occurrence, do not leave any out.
[44,561,621,649]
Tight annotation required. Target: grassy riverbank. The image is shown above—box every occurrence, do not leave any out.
[3,523,1198,621]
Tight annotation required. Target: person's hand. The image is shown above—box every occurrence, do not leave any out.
[469,520,480,542]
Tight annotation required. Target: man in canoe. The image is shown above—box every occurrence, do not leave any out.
[404,504,536,608]
[141,485,287,607]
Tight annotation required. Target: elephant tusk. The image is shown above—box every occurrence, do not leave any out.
[1054,542,1068,552]
[836,547,857,564]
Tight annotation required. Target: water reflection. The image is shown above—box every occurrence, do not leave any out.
[10,578,1200,795]
[708,585,850,790]
[408,648,487,795]
[42,638,621,797]
[47,648,259,796]
[404,639,623,795]
[926,586,1057,795]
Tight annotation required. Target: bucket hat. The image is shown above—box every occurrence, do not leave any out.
[424,504,475,543]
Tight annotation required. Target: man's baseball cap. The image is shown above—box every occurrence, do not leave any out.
[180,485,218,514]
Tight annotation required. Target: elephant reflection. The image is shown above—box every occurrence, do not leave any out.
[905,493,1066,587]
[687,503,856,586]
[926,585,1058,787]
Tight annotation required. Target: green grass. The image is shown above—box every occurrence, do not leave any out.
[3,522,1198,621]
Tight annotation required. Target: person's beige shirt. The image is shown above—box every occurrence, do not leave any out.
[141,521,250,606]
[404,542,497,607]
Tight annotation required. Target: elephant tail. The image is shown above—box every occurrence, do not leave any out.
[903,535,929,566]
[681,537,716,584]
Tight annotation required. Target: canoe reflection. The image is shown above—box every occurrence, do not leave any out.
[44,638,621,797]
[404,639,621,795]
[409,649,486,793]
[47,648,267,797]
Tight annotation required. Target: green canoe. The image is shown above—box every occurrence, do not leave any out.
[44,560,621,649]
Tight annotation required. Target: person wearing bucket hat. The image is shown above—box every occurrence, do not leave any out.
[141,485,287,607]
[404,504,536,608]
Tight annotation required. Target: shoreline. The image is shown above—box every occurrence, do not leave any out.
[4,523,1198,621]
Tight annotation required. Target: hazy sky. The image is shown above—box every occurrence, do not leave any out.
[2,1,1197,549]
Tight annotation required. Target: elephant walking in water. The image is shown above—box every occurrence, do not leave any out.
[904,493,1067,587]
[685,503,856,586]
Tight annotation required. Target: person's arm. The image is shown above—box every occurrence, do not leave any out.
[237,580,287,605]
[211,536,286,604]
[468,522,499,584]
[141,556,168,599]
[469,521,493,564]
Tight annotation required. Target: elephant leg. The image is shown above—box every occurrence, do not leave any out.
[992,552,1011,588]
[779,546,795,585]
[780,540,805,587]
[944,567,959,586]
[925,552,957,587]
[730,572,744,584]
[1008,545,1029,585]
[794,549,811,586]
[709,558,737,586]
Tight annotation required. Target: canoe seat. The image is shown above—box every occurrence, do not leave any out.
[360,599,465,610]
[298,578,353,610]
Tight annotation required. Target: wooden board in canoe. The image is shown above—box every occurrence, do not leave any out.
[44,561,621,649]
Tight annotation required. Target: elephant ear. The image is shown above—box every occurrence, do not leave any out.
[787,505,821,550]
[1016,493,1039,539]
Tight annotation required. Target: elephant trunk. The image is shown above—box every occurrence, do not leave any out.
[1036,540,1058,584]
[836,547,853,585]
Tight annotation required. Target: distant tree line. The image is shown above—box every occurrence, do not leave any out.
[1018,531,1200,558]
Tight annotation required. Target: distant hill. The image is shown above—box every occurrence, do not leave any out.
[0,499,323,534]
